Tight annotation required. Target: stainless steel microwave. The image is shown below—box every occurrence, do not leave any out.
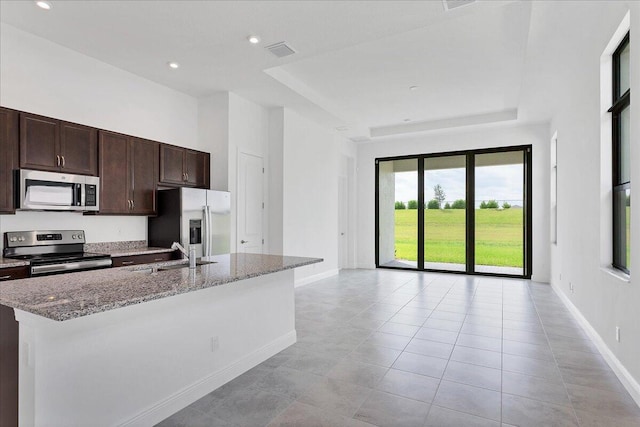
[16,169,100,212]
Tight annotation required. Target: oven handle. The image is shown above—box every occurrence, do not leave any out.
[30,258,113,276]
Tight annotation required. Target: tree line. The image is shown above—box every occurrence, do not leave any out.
[394,185,513,210]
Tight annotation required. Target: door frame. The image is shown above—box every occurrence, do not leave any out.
[375,144,533,279]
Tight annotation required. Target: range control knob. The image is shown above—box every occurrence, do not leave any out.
[18,236,25,242]
[9,237,17,242]
[72,235,77,239]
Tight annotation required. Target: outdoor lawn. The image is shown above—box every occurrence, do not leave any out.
[394,208,524,267]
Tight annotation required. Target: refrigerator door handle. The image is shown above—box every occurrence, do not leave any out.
[202,206,208,257]
[205,205,212,257]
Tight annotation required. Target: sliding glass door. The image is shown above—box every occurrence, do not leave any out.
[375,146,532,278]
[474,151,525,276]
[377,158,418,268]
[423,155,467,272]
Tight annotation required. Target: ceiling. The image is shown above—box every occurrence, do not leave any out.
[0,0,533,141]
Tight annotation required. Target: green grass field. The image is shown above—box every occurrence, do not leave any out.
[394,208,524,267]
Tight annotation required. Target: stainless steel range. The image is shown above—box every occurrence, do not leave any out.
[3,230,112,276]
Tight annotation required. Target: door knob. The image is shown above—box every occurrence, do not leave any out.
[240,240,249,244]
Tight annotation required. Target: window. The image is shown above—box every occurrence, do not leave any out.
[611,32,630,273]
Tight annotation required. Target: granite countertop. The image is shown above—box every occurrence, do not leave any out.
[0,253,322,322]
[0,258,29,269]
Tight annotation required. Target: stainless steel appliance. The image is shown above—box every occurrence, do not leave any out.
[148,188,231,258]
[3,230,112,276]
[16,169,100,212]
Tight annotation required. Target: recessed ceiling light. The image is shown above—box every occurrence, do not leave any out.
[35,1,51,10]
[167,62,180,69]
[248,35,261,44]
[403,118,412,122]
[409,86,419,91]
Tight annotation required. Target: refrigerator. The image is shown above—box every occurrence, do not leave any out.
[148,188,231,258]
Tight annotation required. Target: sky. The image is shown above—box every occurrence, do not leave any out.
[394,164,524,206]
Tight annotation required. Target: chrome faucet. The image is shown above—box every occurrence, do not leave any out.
[171,242,197,268]
[171,242,189,258]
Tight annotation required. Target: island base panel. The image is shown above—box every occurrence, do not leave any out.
[16,269,295,427]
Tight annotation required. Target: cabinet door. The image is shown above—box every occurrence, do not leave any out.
[60,121,98,176]
[185,150,209,188]
[0,108,18,213]
[98,131,131,214]
[19,113,60,172]
[130,138,158,215]
[159,144,185,186]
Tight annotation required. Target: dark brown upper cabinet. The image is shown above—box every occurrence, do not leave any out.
[98,131,158,215]
[159,144,209,189]
[19,113,98,176]
[0,108,19,214]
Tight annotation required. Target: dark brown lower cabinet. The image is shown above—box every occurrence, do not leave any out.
[0,304,18,427]
[0,267,28,427]
[111,251,179,267]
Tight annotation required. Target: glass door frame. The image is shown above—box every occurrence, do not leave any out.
[375,144,533,279]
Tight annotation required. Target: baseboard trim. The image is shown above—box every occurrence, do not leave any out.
[295,268,339,288]
[550,282,640,406]
[121,330,297,427]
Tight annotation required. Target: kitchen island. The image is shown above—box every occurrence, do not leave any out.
[0,253,321,427]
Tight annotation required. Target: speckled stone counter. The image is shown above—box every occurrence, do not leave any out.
[0,253,321,321]
[84,240,175,257]
[0,257,29,269]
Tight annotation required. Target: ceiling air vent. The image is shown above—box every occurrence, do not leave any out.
[442,0,476,11]
[265,42,296,58]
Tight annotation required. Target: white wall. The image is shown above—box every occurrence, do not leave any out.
[0,24,199,247]
[198,92,230,191]
[281,109,356,283]
[356,123,550,282]
[523,1,640,393]
[267,108,285,255]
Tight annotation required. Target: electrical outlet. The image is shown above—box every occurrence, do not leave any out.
[569,282,574,293]
[211,336,220,352]
[616,327,620,342]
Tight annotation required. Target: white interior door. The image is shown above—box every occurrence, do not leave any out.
[339,175,348,269]
[238,152,263,254]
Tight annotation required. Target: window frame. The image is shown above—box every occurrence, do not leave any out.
[610,32,630,274]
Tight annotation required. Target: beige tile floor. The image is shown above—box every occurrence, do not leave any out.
[157,269,640,426]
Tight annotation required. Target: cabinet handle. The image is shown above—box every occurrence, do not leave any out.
[154,258,163,261]
[56,155,61,167]
[186,172,189,181]
[132,200,135,209]
[61,156,65,167]
[121,261,134,265]
[127,200,132,210]
[0,275,12,280]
